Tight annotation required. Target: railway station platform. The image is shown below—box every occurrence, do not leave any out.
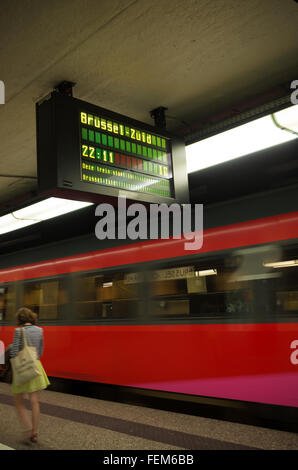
[0,382,297,451]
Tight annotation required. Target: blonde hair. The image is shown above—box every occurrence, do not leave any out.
[16,307,38,326]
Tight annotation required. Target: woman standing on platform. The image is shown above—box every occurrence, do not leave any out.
[10,307,50,444]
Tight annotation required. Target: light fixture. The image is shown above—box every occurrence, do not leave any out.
[228,273,280,282]
[195,269,217,277]
[272,105,298,134]
[263,260,298,269]
[103,282,113,288]
[0,197,93,235]
[186,104,298,173]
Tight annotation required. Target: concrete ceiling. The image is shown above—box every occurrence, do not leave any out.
[0,0,298,205]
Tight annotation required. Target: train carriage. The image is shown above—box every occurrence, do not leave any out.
[1,182,298,431]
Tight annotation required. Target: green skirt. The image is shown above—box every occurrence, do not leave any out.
[12,360,50,395]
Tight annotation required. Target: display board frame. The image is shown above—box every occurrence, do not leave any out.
[36,92,189,205]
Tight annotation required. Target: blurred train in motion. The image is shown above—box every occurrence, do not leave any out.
[0,182,298,430]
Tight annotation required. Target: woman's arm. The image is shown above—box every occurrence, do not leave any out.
[38,330,44,359]
[10,329,22,358]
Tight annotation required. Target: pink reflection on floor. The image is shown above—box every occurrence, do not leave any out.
[130,372,298,407]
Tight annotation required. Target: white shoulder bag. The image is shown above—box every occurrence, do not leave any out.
[10,327,41,386]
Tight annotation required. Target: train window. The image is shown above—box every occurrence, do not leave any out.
[147,244,298,321]
[73,271,144,320]
[146,261,255,319]
[0,284,17,322]
[21,279,69,321]
[146,266,193,318]
[266,251,298,317]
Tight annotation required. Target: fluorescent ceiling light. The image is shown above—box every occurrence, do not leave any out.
[273,105,298,134]
[263,260,298,269]
[186,104,298,173]
[195,269,217,277]
[0,213,36,234]
[0,197,93,235]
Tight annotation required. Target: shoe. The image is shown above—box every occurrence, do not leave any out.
[21,429,32,445]
[30,433,38,443]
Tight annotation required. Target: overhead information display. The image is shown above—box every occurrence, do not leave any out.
[37,92,189,205]
[80,111,172,197]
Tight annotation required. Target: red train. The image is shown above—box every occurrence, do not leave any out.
[0,186,298,429]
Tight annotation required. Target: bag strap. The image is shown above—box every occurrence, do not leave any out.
[22,327,28,348]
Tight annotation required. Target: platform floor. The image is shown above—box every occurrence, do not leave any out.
[0,382,297,450]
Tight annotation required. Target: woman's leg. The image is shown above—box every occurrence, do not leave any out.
[29,391,40,436]
[14,393,32,432]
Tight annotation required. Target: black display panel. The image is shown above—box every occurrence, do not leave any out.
[36,92,189,204]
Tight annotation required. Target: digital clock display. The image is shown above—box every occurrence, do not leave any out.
[79,111,173,197]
